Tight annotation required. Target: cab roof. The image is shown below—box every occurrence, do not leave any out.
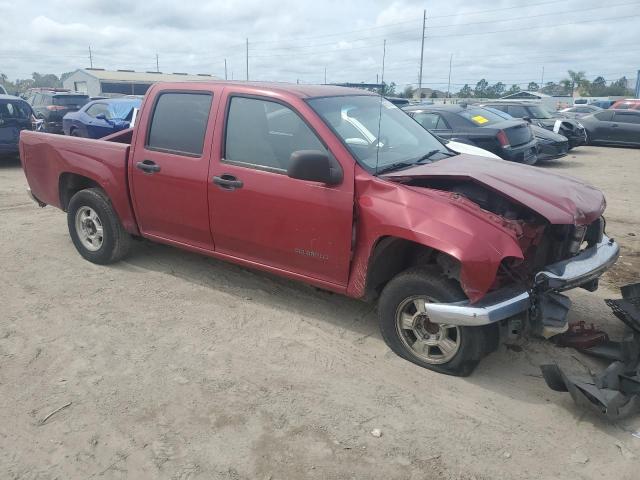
[153,81,377,99]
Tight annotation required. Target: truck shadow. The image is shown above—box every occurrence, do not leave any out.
[113,238,632,424]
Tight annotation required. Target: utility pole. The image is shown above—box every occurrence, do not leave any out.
[324,67,327,85]
[246,38,249,81]
[417,9,426,99]
[88,46,93,68]
[156,53,159,72]
[376,74,379,84]
[224,59,228,80]
[446,53,453,100]
[540,66,545,88]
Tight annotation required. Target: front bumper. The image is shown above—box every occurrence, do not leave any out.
[425,235,620,326]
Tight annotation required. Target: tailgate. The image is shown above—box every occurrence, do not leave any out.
[502,122,533,147]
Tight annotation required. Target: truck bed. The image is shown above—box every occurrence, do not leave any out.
[19,131,138,233]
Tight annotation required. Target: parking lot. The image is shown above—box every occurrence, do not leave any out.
[1,146,639,478]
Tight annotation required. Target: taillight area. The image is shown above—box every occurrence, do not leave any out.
[46,105,66,111]
[496,130,510,148]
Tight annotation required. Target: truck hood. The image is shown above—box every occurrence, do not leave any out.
[382,154,605,225]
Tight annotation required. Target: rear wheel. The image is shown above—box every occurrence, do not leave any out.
[378,267,497,376]
[67,188,131,264]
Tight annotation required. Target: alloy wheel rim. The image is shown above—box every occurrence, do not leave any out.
[395,295,461,364]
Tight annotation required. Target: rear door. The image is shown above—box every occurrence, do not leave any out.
[129,87,219,250]
[207,92,354,286]
[610,111,640,144]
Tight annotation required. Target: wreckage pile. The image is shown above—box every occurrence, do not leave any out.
[542,282,640,419]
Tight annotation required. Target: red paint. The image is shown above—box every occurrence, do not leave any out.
[19,81,609,304]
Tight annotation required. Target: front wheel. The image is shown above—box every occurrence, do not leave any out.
[378,267,497,376]
[67,188,131,264]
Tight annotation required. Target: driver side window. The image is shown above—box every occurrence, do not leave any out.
[224,97,327,172]
[86,103,110,118]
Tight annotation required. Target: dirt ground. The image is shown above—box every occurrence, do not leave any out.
[1,146,639,479]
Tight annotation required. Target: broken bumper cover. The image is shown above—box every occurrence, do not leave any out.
[425,235,620,327]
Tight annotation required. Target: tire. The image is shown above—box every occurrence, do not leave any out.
[378,266,498,377]
[67,188,131,264]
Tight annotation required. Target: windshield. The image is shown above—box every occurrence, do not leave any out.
[307,95,452,173]
[458,107,507,126]
[527,105,554,119]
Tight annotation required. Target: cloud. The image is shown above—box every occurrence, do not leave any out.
[0,0,638,90]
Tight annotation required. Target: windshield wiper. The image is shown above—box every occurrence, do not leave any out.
[415,149,456,163]
[375,161,416,175]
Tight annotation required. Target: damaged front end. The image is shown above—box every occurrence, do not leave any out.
[387,173,619,336]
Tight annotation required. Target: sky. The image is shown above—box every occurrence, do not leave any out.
[0,0,639,92]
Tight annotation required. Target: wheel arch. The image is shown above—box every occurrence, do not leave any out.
[58,172,101,211]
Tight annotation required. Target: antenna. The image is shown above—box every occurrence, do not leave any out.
[374,39,387,176]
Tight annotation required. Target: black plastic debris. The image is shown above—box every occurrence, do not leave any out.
[541,282,640,419]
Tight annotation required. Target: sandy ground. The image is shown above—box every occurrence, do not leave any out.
[1,146,639,479]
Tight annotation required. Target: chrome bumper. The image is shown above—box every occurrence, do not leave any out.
[425,235,620,327]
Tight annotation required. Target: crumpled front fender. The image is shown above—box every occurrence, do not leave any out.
[347,172,524,303]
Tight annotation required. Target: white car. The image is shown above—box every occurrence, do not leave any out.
[445,140,501,159]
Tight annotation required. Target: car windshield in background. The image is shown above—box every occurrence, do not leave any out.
[458,107,506,126]
[0,100,31,120]
[307,95,452,173]
[53,95,88,106]
[527,105,554,119]
[483,106,512,120]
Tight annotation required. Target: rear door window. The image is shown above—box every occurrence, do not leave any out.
[614,112,640,124]
[146,92,213,157]
[412,112,448,130]
[506,105,529,118]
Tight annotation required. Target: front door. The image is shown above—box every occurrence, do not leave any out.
[208,93,354,286]
[130,88,218,251]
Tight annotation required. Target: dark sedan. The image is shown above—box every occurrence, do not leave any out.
[579,109,640,147]
[483,106,568,161]
[0,94,33,158]
[63,97,142,138]
[479,101,587,149]
[403,104,538,164]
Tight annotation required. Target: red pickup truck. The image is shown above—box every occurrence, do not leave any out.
[20,82,619,376]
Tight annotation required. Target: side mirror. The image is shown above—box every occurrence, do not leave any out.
[96,113,112,123]
[522,116,531,123]
[287,150,342,185]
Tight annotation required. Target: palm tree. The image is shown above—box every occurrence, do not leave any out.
[563,70,586,96]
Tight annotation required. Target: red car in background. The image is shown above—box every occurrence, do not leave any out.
[610,99,640,110]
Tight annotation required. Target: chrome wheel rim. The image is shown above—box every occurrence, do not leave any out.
[74,206,104,252]
[395,295,461,364]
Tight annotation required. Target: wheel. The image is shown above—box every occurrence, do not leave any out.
[67,188,131,264]
[378,266,498,376]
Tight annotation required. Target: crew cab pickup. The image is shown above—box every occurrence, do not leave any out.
[20,82,620,376]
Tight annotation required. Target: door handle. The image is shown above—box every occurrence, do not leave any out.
[136,160,161,173]
[212,174,243,190]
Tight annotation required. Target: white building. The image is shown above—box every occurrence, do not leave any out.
[62,69,219,97]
